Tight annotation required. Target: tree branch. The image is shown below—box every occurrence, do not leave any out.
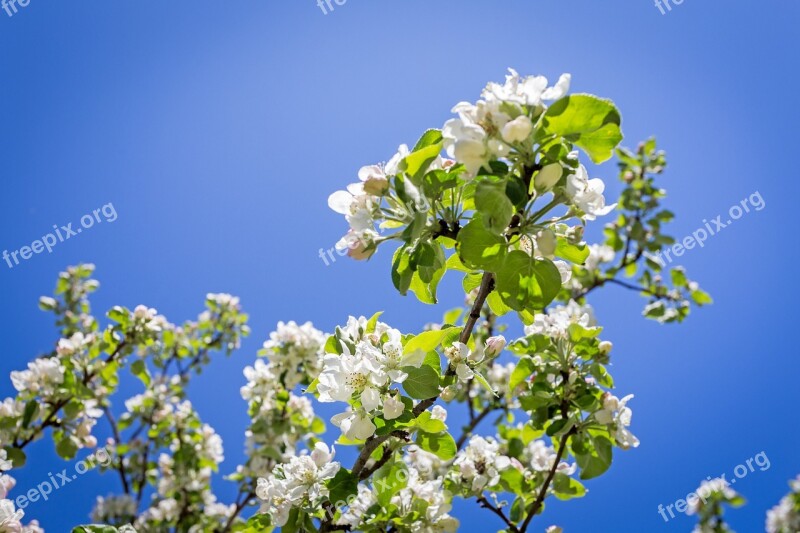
[103,407,131,495]
[477,495,520,533]
[413,272,495,417]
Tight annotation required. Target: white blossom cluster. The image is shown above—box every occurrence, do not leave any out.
[341,467,459,533]
[259,320,326,388]
[239,358,317,474]
[523,439,576,477]
[0,450,44,533]
[441,69,614,220]
[90,494,137,525]
[767,476,800,533]
[442,69,570,176]
[451,436,512,493]
[256,443,340,527]
[317,316,420,441]
[524,300,597,339]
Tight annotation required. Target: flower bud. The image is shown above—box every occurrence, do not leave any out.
[39,296,58,311]
[358,165,390,195]
[598,341,613,355]
[383,394,405,420]
[535,229,557,257]
[501,115,533,143]
[440,385,457,402]
[484,336,507,358]
[534,163,562,192]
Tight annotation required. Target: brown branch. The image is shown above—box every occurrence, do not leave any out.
[103,407,131,495]
[219,490,256,533]
[477,496,520,533]
[519,426,576,533]
[15,340,128,449]
[413,272,495,417]
[359,444,395,480]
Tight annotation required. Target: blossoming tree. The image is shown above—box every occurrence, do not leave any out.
[1,69,793,532]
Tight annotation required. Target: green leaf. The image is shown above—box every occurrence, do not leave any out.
[131,359,151,387]
[496,251,562,312]
[402,365,441,399]
[4,447,26,468]
[402,328,456,367]
[403,133,444,180]
[486,291,512,316]
[328,469,359,505]
[365,311,384,333]
[72,527,121,533]
[567,323,602,342]
[409,243,446,304]
[543,94,623,164]
[412,128,444,151]
[56,436,78,460]
[241,514,273,533]
[691,289,713,306]
[552,473,587,500]
[510,357,535,390]
[556,238,590,264]
[412,411,446,433]
[415,431,457,460]
[475,179,515,234]
[574,433,613,480]
[22,400,39,429]
[391,246,415,295]
[456,217,507,271]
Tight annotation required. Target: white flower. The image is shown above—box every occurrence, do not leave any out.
[595,393,639,449]
[767,491,800,533]
[384,144,410,176]
[501,115,533,143]
[525,300,596,339]
[585,244,616,271]
[431,405,448,423]
[688,478,738,515]
[10,358,65,396]
[261,321,326,387]
[317,345,387,408]
[453,436,511,492]
[443,117,489,175]
[444,342,483,382]
[382,394,405,421]
[526,440,576,475]
[483,69,570,108]
[331,410,377,441]
[257,443,340,526]
[0,499,24,532]
[566,165,616,220]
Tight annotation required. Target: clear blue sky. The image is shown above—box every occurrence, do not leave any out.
[1,1,798,531]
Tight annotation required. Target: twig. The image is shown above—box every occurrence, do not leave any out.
[103,407,131,495]
[477,496,520,533]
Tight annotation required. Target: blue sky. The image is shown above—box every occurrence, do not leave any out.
[1,0,798,531]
